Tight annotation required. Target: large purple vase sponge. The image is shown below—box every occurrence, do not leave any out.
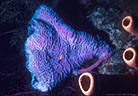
[24,5,112,92]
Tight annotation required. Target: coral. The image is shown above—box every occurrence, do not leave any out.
[25,5,112,92]
[88,7,121,49]
[87,7,138,74]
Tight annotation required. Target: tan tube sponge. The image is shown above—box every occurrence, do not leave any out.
[123,47,138,69]
[122,16,138,36]
[79,72,95,96]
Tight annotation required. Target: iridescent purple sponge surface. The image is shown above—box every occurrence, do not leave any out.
[24,5,112,92]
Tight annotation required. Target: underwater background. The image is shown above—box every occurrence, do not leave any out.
[0,0,138,96]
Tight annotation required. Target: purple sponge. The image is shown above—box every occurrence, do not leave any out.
[24,5,112,92]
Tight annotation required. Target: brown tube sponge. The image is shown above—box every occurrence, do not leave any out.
[122,16,138,36]
[123,47,138,69]
[79,72,95,96]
